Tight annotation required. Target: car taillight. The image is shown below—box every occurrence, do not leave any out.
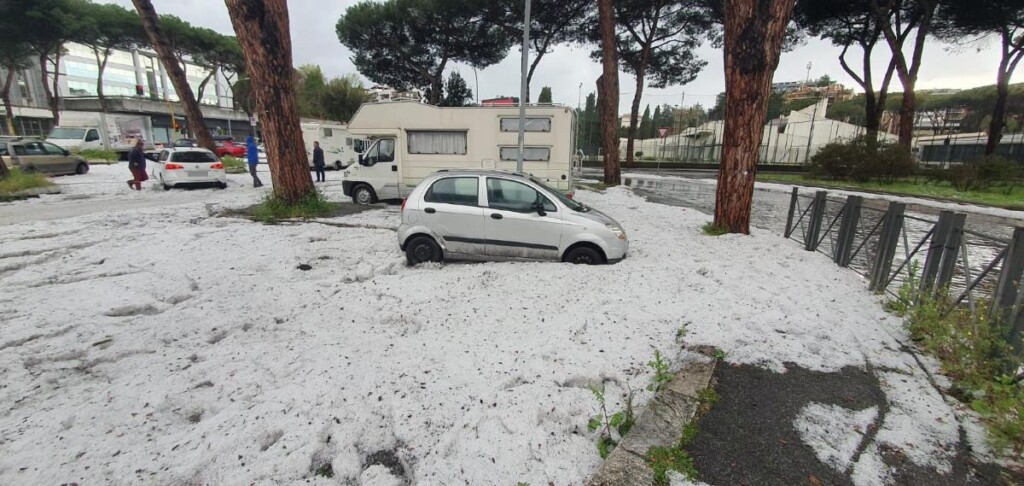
[401,198,407,211]
[165,163,184,170]
[210,162,224,169]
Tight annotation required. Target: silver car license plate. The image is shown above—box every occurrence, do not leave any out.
[187,170,209,177]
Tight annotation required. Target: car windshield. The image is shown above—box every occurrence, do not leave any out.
[172,151,217,163]
[531,177,585,211]
[48,128,86,139]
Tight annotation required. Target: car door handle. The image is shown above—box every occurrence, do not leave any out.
[490,213,503,220]
[424,207,436,214]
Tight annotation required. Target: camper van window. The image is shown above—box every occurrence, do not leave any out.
[499,117,551,132]
[499,147,550,161]
[323,128,333,137]
[408,131,467,155]
[85,129,100,142]
[346,137,353,147]
[378,139,395,162]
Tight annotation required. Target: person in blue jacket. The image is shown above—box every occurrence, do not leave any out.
[246,136,262,188]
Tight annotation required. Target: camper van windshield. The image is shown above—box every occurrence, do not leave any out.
[49,128,87,139]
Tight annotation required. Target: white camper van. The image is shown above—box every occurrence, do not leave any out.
[341,102,576,204]
[301,121,355,170]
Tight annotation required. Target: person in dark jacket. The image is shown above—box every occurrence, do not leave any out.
[312,141,325,182]
[126,139,148,190]
[246,136,263,187]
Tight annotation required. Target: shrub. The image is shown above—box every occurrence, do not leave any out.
[635,151,644,157]
[0,168,54,195]
[809,137,915,183]
[947,163,980,191]
[975,155,1022,192]
[74,148,118,162]
[251,190,337,223]
[221,156,247,174]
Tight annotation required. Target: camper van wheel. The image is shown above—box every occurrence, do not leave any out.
[334,161,342,171]
[353,185,377,204]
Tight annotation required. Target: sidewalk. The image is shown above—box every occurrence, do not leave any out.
[0,182,1014,484]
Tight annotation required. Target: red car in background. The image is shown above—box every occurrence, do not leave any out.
[213,137,246,158]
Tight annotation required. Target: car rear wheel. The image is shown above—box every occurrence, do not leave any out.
[564,246,603,265]
[216,182,227,189]
[405,236,442,266]
[352,184,377,204]
[75,162,89,175]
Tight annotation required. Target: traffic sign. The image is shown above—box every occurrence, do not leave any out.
[658,127,669,138]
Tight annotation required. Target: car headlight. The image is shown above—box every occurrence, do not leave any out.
[607,224,627,240]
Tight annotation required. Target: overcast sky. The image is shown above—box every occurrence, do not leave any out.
[105,0,1014,115]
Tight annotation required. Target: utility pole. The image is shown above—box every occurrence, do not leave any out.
[516,0,531,173]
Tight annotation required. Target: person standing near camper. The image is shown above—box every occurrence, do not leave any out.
[126,139,148,191]
[246,136,263,187]
[312,141,326,182]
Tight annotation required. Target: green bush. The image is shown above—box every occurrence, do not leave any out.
[809,137,915,183]
[74,148,118,162]
[221,156,247,174]
[975,155,1022,192]
[251,190,337,223]
[635,151,644,157]
[947,163,980,191]
[0,168,54,194]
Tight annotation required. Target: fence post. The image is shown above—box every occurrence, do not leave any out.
[784,187,799,239]
[869,202,905,292]
[920,211,955,294]
[934,213,967,293]
[834,195,863,267]
[994,227,1024,363]
[805,191,827,251]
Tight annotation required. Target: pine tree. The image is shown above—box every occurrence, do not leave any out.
[637,105,652,140]
[538,86,553,103]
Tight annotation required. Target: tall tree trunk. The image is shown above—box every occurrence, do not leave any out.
[597,0,620,186]
[132,0,217,153]
[51,50,62,125]
[896,85,915,147]
[714,0,796,234]
[224,0,314,203]
[987,31,1024,155]
[2,68,16,135]
[626,63,647,169]
[39,51,59,125]
[873,0,933,148]
[0,151,9,179]
[196,66,217,106]
[93,49,108,112]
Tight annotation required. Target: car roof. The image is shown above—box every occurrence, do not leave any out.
[430,169,534,179]
[163,147,215,153]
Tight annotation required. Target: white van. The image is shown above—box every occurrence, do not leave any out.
[301,121,355,171]
[341,102,576,204]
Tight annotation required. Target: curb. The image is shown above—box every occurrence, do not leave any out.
[0,185,61,201]
[588,357,717,486]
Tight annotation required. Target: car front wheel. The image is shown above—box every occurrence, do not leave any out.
[563,246,603,265]
[405,236,442,266]
[352,185,377,204]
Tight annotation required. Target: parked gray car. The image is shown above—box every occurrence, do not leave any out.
[398,170,628,265]
[1,138,89,175]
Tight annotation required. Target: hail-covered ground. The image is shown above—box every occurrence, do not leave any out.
[0,164,992,485]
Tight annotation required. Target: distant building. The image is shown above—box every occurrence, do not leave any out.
[915,132,1024,165]
[881,106,967,138]
[782,83,854,103]
[0,41,244,141]
[368,85,424,103]
[620,114,633,128]
[623,98,896,165]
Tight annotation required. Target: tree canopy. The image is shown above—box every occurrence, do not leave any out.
[337,0,512,104]
[440,71,473,107]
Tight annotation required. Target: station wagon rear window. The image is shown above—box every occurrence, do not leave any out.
[499,146,550,161]
[172,151,217,163]
[499,117,551,132]
[408,131,467,155]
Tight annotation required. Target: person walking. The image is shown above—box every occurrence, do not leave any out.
[246,136,263,187]
[126,139,148,191]
[312,141,326,183]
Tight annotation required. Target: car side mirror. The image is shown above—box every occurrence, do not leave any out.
[358,153,365,165]
[532,201,546,217]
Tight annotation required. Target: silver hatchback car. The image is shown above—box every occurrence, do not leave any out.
[398,170,628,265]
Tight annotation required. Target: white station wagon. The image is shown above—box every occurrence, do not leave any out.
[151,148,227,190]
[398,170,628,265]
